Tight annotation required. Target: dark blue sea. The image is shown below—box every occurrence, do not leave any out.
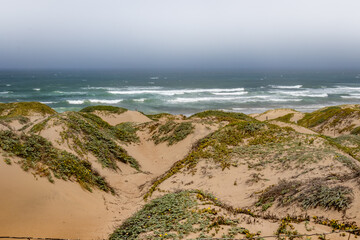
[0,70,359,115]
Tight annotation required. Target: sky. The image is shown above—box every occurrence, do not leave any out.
[0,0,360,69]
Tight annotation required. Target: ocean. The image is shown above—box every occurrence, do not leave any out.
[0,70,359,115]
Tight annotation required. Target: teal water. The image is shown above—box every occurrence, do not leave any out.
[0,70,359,115]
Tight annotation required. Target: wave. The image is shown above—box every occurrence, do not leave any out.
[82,86,163,90]
[109,88,246,96]
[341,94,360,99]
[0,91,9,94]
[133,98,146,102]
[5,84,11,87]
[33,88,41,91]
[67,100,84,104]
[212,91,248,96]
[40,101,56,104]
[88,99,123,104]
[53,91,87,95]
[269,90,328,98]
[335,86,360,90]
[270,85,303,89]
[168,96,302,103]
[67,99,123,105]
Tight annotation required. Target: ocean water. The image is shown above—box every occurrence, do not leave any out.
[0,70,359,115]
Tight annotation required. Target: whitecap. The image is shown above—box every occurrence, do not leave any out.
[53,91,87,95]
[341,94,360,99]
[133,98,146,102]
[40,101,56,104]
[33,88,41,91]
[67,100,85,104]
[108,88,246,96]
[212,91,248,96]
[88,99,123,104]
[168,96,301,103]
[270,85,303,89]
[270,90,328,97]
[0,91,9,94]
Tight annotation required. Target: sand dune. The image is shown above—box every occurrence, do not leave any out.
[1,103,360,239]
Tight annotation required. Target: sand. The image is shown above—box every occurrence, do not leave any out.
[0,153,115,239]
[1,107,360,239]
[94,110,151,125]
[252,108,304,123]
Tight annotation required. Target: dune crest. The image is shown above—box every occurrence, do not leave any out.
[0,103,359,239]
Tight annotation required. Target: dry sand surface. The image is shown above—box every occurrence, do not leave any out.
[252,108,304,122]
[0,111,218,239]
[0,153,115,239]
[1,108,360,239]
[94,110,151,125]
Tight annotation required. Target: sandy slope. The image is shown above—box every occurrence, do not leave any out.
[0,153,115,239]
[252,108,304,122]
[1,106,360,239]
[0,111,218,239]
[94,110,151,125]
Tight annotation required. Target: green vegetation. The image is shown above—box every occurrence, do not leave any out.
[3,157,11,165]
[190,110,253,122]
[332,135,360,160]
[146,113,173,121]
[110,190,259,240]
[275,218,300,240]
[322,135,360,163]
[0,130,113,193]
[60,112,139,170]
[257,180,353,211]
[151,121,195,145]
[79,105,127,114]
[351,126,360,135]
[274,113,294,123]
[145,120,295,200]
[115,122,140,143]
[301,185,352,210]
[298,106,360,131]
[0,102,56,118]
[30,115,54,133]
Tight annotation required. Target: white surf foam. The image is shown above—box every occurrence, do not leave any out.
[40,101,56,104]
[168,96,301,103]
[0,91,9,94]
[212,91,248,96]
[33,88,41,91]
[88,99,123,104]
[67,100,85,104]
[108,88,246,96]
[341,94,360,99]
[133,98,146,102]
[270,90,328,98]
[270,85,303,89]
[54,91,87,95]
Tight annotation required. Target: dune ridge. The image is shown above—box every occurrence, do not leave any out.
[0,102,359,239]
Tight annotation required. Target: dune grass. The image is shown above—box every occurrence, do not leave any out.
[190,110,253,122]
[151,121,195,145]
[79,105,127,114]
[0,130,113,193]
[110,190,258,240]
[298,106,360,131]
[144,120,295,200]
[0,102,56,117]
[257,179,353,211]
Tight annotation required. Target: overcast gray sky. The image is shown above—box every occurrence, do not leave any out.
[0,0,359,69]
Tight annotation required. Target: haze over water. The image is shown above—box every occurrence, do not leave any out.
[1,70,359,115]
